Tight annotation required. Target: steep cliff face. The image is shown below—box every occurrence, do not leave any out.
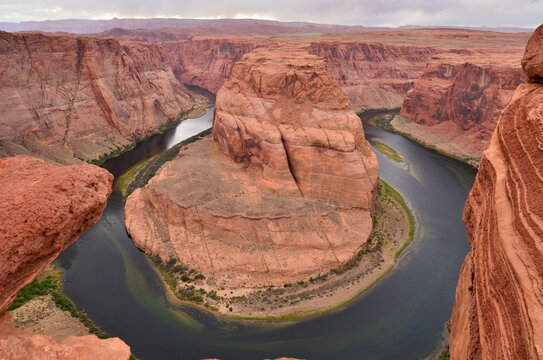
[212,45,379,207]
[393,53,524,163]
[0,31,205,164]
[125,46,378,288]
[0,155,130,359]
[308,41,441,111]
[450,25,543,359]
[158,38,438,111]
[155,30,528,118]
[159,39,254,93]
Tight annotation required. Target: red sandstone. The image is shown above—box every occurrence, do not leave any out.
[450,25,543,359]
[125,45,378,289]
[0,156,130,359]
[0,31,206,164]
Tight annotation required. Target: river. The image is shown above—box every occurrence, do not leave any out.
[56,108,476,360]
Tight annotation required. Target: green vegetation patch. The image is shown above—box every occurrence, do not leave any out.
[114,154,158,198]
[369,113,397,131]
[7,265,110,339]
[434,347,450,360]
[378,179,416,262]
[370,140,403,163]
[89,143,135,166]
[151,256,207,304]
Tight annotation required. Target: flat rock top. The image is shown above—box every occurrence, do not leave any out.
[154,138,336,218]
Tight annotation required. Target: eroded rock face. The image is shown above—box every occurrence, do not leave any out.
[212,45,378,207]
[450,26,543,359]
[158,38,437,112]
[0,156,113,311]
[395,53,524,163]
[522,24,543,83]
[308,41,440,111]
[0,31,205,164]
[0,155,130,359]
[125,46,378,288]
[159,39,254,93]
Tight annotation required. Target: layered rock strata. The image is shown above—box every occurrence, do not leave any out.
[393,53,524,164]
[125,46,379,288]
[152,30,527,116]
[450,24,543,359]
[0,155,130,359]
[308,41,440,110]
[0,31,205,164]
[158,38,438,111]
[159,39,254,93]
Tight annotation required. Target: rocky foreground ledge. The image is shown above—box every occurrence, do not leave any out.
[125,45,380,312]
[0,156,130,359]
[450,24,543,359]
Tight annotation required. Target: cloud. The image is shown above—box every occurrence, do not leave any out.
[0,0,541,28]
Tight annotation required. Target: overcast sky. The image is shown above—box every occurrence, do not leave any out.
[0,0,541,28]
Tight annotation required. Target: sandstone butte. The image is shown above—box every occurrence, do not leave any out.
[0,156,131,359]
[0,31,206,165]
[450,24,543,359]
[124,45,379,288]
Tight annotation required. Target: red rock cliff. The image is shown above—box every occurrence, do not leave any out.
[159,39,254,93]
[212,45,378,207]
[125,45,378,288]
[308,41,440,111]
[0,155,130,359]
[158,38,438,112]
[394,53,524,164]
[450,24,543,359]
[0,31,205,164]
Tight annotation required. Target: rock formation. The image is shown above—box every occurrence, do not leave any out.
[393,53,524,164]
[0,155,130,359]
[152,30,528,117]
[0,316,130,360]
[450,24,543,359]
[308,41,440,111]
[159,39,254,93]
[125,45,379,288]
[0,31,206,164]
[157,38,439,111]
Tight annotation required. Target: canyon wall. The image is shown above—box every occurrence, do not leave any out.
[159,39,254,93]
[155,30,527,120]
[450,25,543,359]
[125,45,378,288]
[308,41,441,110]
[0,156,130,359]
[393,53,524,164]
[0,31,206,164]
[157,38,438,111]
